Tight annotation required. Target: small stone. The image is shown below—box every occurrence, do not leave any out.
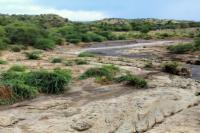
[71,121,92,131]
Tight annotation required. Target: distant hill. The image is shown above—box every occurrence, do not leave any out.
[0,14,200,50]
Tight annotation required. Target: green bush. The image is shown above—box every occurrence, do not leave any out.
[79,65,119,80]
[162,61,191,76]
[194,37,200,50]
[115,74,147,88]
[0,39,8,50]
[34,38,55,50]
[63,61,74,66]
[167,43,194,54]
[11,45,21,52]
[25,69,72,94]
[78,52,96,57]
[83,32,105,42]
[68,39,81,44]
[162,62,179,75]
[25,51,41,60]
[8,65,27,72]
[4,81,38,100]
[5,22,44,45]
[0,59,7,64]
[0,68,72,102]
[0,71,38,101]
[51,57,63,63]
[144,61,153,68]
[74,59,88,65]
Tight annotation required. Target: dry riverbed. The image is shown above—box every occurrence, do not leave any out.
[0,40,200,133]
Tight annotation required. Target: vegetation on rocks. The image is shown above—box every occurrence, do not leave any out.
[11,45,22,52]
[51,57,63,63]
[78,52,97,57]
[25,51,41,60]
[0,59,7,64]
[0,67,72,105]
[168,36,200,54]
[8,65,27,72]
[79,65,119,81]
[162,62,191,77]
[115,74,147,88]
[25,69,72,94]
[168,43,194,54]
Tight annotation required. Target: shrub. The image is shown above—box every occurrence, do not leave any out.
[87,33,105,42]
[194,59,200,65]
[25,69,72,94]
[167,43,194,54]
[0,39,8,50]
[0,71,38,102]
[63,61,74,66]
[118,35,127,40]
[0,68,72,104]
[162,62,191,76]
[25,51,41,60]
[78,52,96,57]
[74,59,88,65]
[51,57,63,63]
[79,65,119,80]
[68,39,81,44]
[162,62,179,75]
[194,37,200,50]
[0,59,7,64]
[115,74,147,88]
[5,22,43,45]
[34,38,55,50]
[11,45,21,52]
[8,65,27,72]
[144,61,153,68]
[3,81,38,100]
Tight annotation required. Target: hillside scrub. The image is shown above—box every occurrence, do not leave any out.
[34,38,55,50]
[0,67,72,105]
[0,14,200,50]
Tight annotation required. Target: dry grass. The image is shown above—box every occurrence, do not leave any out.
[0,86,12,99]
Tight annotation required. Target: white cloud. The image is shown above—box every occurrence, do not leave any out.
[0,0,108,21]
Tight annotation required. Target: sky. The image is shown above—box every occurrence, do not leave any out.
[0,0,200,21]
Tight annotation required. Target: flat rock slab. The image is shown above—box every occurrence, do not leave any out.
[147,105,200,133]
[0,75,199,133]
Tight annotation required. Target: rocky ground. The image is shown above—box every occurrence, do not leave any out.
[0,40,200,133]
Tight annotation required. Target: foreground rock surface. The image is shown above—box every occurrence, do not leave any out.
[0,73,199,133]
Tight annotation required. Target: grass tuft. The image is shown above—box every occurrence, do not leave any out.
[115,74,147,88]
[25,51,41,60]
[79,65,119,81]
[0,68,72,105]
[78,52,96,57]
[51,57,63,63]
[0,59,7,64]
